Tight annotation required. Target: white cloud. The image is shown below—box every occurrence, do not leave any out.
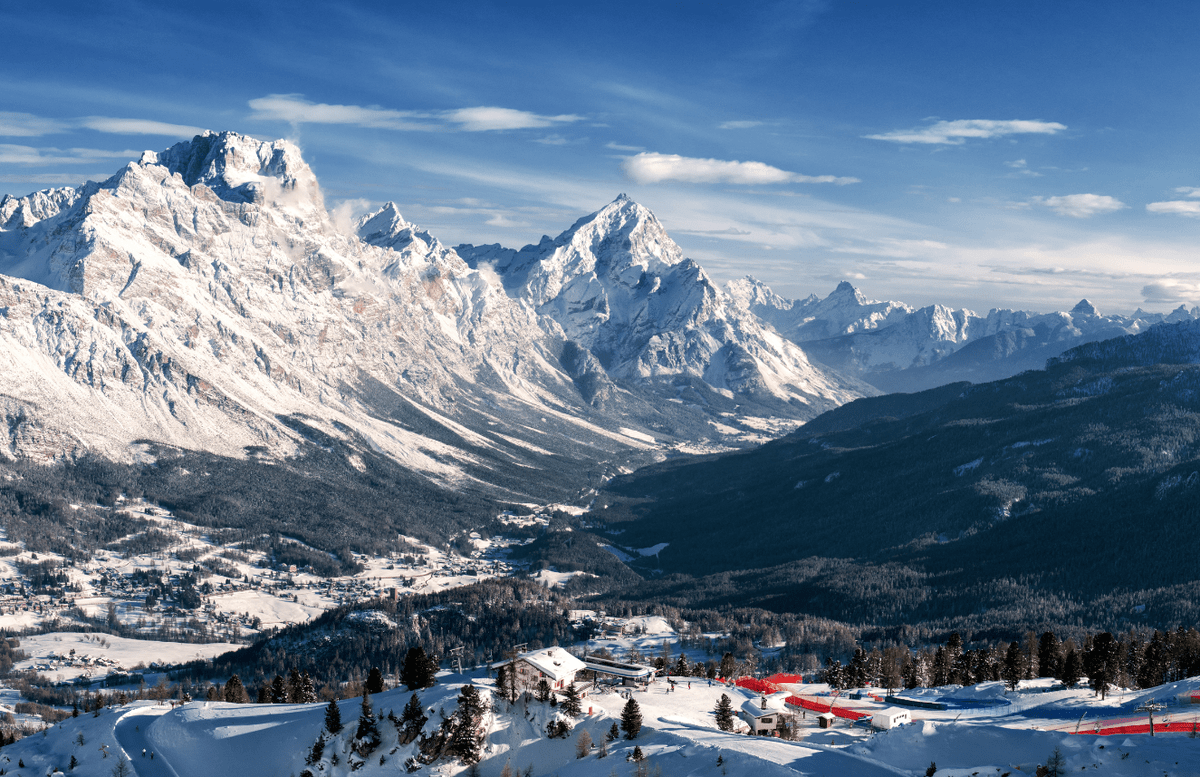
[0,112,70,137]
[248,95,580,133]
[866,119,1067,145]
[444,107,580,132]
[622,152,859,185]
[1005,159,1028,168]
[718,120,763,129]
[1172,186,1200,198]
[1147,200,1200,217]
[248,95,434,130]
[0,144,141,165]
[606,141,644,151]
[1033,193,1126,218]
[1142,279,1200,303]
[81,117,206,136]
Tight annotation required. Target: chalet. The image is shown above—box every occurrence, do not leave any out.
[817,712,836,729]
[739,693,790,735]
[871,708,911,730]
[494,647,586,691]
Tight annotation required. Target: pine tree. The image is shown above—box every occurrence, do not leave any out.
[535,678,551,703]
[270,675,287,703]
[1003,641,1024,691]
[1084,633,1119,700]
[631,745,644,761]
[401,646,436,690]
[71,701,79,718]
[607,722,620,741]
[1060,648,1083,688]
[299,670,318,703]
[324,698,343,734]
[306,733,325,765]
[718,652,737,680]
[399,693,427,744]
[223,675,248,704]
[256,685,269,704]
[620,697,642,740]
[366,666,384,694]
[1037,632,1062,678]
[287,668,304,703]
[562,683,582,717]
[1045,746,1066,777]
[925,762,937,776]
[354,690,381,757]
[69,754,78,771]
[450,684,487,764]
[714,693,735,731]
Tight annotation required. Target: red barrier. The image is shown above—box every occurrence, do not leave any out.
[763,673,803,685]
[1076,721,1200,736]
[734,677,781,695]
[784,695,868,721]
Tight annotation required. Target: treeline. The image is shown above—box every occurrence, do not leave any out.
[823,627,1200,698]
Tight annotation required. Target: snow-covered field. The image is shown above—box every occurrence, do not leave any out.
[5,670,1200,777]
[11,633,238,682]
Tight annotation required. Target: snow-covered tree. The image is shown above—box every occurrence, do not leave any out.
[353,690,381,757]
[562,683,582,717]
[270,674,287,703]
[449,684,488,764]
[398,693,427,744]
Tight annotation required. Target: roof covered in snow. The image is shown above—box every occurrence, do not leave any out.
[497,647,586,682]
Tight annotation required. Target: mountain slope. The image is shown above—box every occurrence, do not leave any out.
[591,320,1200,628]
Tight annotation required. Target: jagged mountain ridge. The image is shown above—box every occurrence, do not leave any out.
[0,132,870,509]
[454,196,869,421]
[727,276,1199,393]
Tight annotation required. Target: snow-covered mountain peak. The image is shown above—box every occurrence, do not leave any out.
[145,130,323,214]
[1071,298,1099,318]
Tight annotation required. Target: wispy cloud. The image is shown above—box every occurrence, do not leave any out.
[1147,200,1200,217]
[866,119,1067,145]
[0,111,203,138]
[248,94,581,133]
[605,141,644,152]
[1172,186,1200,198]
[1005,159,1041,177]
[675,226,753,236]
[443,106,581,131]
[0,112,70,137]
[622,152,859,185]
[80,117,206,136]
[718,120,763,130]
[1032,193,1125,218]
[0,144,142,165]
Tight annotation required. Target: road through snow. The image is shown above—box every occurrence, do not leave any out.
[115,708,179,777]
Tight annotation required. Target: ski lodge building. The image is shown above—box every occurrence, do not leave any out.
[494,647,586,691]
[740,693,791,735]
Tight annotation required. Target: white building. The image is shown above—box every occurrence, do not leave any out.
[871,707,911,730]
[494,647,586,691]
[739,693,791,735]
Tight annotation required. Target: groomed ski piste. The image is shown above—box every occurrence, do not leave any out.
[6,668,1200,777]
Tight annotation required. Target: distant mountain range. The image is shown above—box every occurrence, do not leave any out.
[728,277,1199,393]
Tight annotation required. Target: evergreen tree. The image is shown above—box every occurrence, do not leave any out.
[562,683,582,717]
[1059,648,1083,688]
[69,755,78,771]
[714,693,735,731]
[256,685,269,704]
[270,675,287,703]
[324,698,343,734]
[1084,633,1120,700]
[718,652,736,680]
[673,654,690,677]
[449,684,487,764]
[620,697,643,740]
[287,668,304,703]
[1045,746,1066,777]
[399,693,427,744]
[353,690,381,757]
[1002,641,1024,692]
[535,678,552,703]
[401,646,436,690]
[1037,632,1062,678]
[306,733,325,765]
[926,762,937,776]
[607,722,620,742]
[299,671,318,703]
[223,675,248,704]
[366,666,384,694]
[631,745,644,761]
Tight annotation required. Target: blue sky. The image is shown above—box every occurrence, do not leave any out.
[2,0,1199,313]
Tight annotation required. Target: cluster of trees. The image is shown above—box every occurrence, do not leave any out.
[821,628,1200,699]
